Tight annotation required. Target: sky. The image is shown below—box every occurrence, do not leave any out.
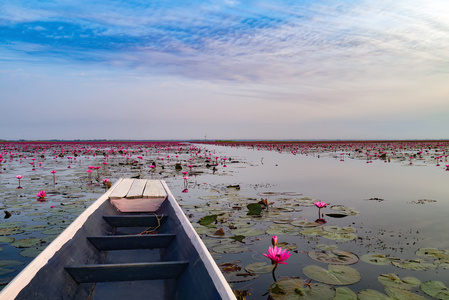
[1,0,449,140]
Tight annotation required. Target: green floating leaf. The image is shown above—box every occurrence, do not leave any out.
[267,224,300,236]
[0,260,24,267]
[358,287,427,300]
[230,235,245,242]
[0,227,24,236]
[303,265,362,286]
[41,227,64,235]
[322,226,355,234]
[385,287,428,300]
[212,243,248,254]
[290,220,321,228]
[329,205,359,216]
[11,237,44,248]
[358,289,390,300]
[0,268,16,276]
[421,281,449,300]
[19,247,46,258]
[377,273,421,290]
[316,244,338,251]
[269,278,336,300]
[198,214,217,226]
[392,259,437,271]
[308,249,359,265]
[334,287,357,300]
[0,236,15,244]
[246,203,262,215]
[277,242,298,251]
[219,262,259,283]
[244,262,274,274]
[415,247,449,259]
[361,253,397,266]
[231,228,265,237]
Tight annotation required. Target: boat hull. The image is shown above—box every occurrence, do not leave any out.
[0,179,235,300]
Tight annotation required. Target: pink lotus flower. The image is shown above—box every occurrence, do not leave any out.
[51,170,57,174]
[263,246,291,265]
[314,201,327,208]
[36,190,46,199]
[271,235,278,247]
[16,175,23,189]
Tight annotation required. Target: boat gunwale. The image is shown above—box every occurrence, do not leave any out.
[0,178,237,300]
[0,178,125,300]
[160,180,236,300]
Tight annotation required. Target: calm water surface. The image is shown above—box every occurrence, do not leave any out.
[1,142,448,298]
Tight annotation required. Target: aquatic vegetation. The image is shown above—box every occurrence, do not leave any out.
[15,175,23,189]
[36,190,46,200]
[1,140,449,297]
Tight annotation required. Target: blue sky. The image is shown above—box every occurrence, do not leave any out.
[1,0,448,140]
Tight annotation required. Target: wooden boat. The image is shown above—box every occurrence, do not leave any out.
[0,179,236,300]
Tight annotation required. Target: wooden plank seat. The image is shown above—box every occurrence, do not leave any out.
[65,261,189,283]
[109,179,168,212]
[103,215,167,227]
[87,234,176,251]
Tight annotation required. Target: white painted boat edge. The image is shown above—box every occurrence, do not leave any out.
[0,179,125,300]
[160,181,237,300]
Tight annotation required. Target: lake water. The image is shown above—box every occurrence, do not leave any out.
[1,141,448,299]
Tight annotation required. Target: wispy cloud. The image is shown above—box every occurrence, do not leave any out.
[1,0,449,139]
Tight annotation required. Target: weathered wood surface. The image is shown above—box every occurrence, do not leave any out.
[110,197,166,213]
[87,234,176,251]
[109,178,134,199]
[143,180,167,198]
[65,261,189,283]
[126,179,147,198]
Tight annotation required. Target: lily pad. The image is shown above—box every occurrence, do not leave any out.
[219,262,259,283]
[329,205,359,216]
[358,287,427,300]
[212,243,249,254]
[290,220,321,228]
[303,265,362,285]
[267,224,300,236]
[361,253,397,265]
[334,287,357,300]
[421,281,449,299]
[244,262,275,274]
[377,273,421,290]
[415,247,449,259]
[392,259,437,271]
[0,227,24,236]
[0,268,16,276]
[231,228,265,237]
[11,237,44,248]
[308,249,359,265]
[269,278,336,300]
[19,246,46,258]
[0,260,24,269]
[357,289,390,300]
[198,214,217,226]
[0,236,15,244]
[246,203,262,215]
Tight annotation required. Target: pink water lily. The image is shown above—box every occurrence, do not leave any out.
[314,201,327,218]
[16,175,23,189]
[36,190,46,199]
[263,246,291,265]
[314,201,327,208]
